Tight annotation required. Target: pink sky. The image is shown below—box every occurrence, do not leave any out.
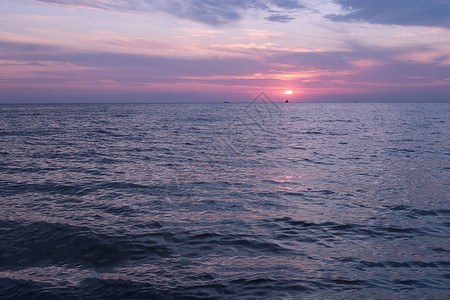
[1,0,449,102]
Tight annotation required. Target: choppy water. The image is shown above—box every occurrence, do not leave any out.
[0,101,449,299]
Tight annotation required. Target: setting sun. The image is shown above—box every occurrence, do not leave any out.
[284,90,293,95]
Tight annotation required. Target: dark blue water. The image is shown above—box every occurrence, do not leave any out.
[0,102,449,299]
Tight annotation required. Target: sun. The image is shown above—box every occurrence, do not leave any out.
[284,90,293,95]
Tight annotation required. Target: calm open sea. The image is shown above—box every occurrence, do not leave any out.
[0,102,449,299]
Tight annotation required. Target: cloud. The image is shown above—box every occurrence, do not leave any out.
[327,0,450,28]
[269,0,304,9]
[0,40,268,79]
[36,0,305,25]
[1,39,449,102]
[265,14,295,23]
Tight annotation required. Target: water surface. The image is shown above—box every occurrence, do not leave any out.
[0,102,449,299]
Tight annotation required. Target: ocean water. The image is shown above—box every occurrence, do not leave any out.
[0,101,448,299]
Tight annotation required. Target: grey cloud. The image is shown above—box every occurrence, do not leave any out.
[36,0,305,25]
[328,0,450,28]
[265,14,295,23]
[269,0,304,9]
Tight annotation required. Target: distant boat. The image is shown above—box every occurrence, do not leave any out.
[224,101,230,103]
[285,99,289,103]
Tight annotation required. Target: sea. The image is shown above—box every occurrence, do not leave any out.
[0,101,448,299]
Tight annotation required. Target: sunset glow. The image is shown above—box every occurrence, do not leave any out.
[284,90,294,95]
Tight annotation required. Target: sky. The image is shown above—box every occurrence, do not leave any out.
[0,0,449,103]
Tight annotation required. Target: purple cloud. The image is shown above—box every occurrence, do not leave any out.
[1,38,449,103]
[328,0,450,28]
[35,0,305,25]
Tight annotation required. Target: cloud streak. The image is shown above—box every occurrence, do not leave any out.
[1,38,449,102]
[36,0,305,25]
[265,14,295,23]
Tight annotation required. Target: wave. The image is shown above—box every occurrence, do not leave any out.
[0,220,172,269]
